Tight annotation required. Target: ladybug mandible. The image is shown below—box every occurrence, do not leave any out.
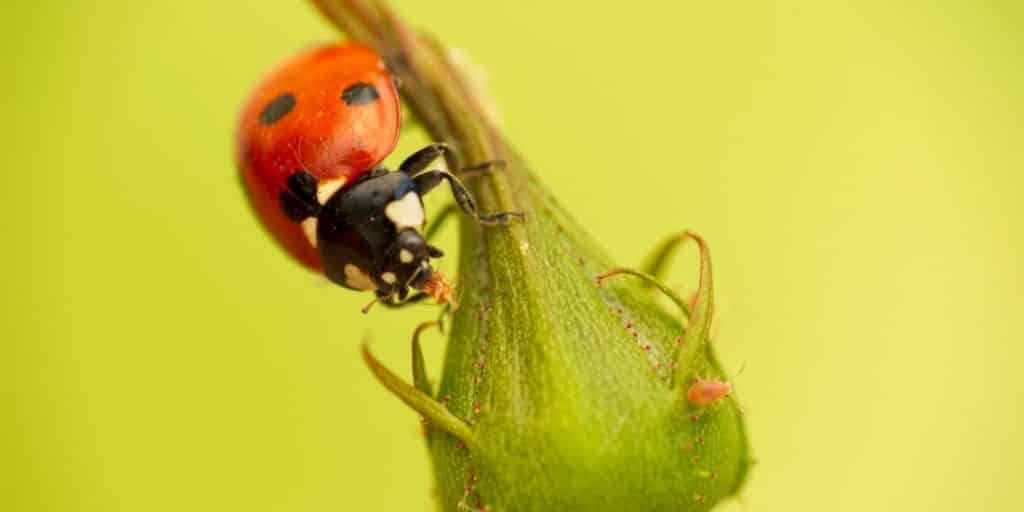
[237,43,519,310]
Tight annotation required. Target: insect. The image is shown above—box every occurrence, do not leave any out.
[237,43,520,310]
[686,378,732,406]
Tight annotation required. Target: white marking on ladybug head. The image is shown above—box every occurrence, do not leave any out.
[385,193,425,230]
[399,249,414,264]
[343,263,376,291]
[381,272,397,284]
[316,177,347,205]
[301,218,318,248]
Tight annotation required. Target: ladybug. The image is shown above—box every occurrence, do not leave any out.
[237,43,520,309]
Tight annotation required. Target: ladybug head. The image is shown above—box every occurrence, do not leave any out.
[391,228,444,289]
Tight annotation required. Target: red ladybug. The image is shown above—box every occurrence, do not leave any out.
[237,43,519,309]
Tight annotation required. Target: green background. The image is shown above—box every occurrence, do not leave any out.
[6,1,1022,510]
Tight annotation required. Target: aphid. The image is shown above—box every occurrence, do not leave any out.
[686,378,732,406]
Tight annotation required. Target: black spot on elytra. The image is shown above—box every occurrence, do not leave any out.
[259,93,295,125]
[341,83,379,106]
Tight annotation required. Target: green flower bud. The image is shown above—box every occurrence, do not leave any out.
[314,1,751,509]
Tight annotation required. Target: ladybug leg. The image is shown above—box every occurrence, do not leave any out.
[460,159,507,177]
[412,170,525,225]
[279,171,321,222]
[399,142,460,175]
[362,290,423,314]
[374,291,432,310]
[399,142,505,177]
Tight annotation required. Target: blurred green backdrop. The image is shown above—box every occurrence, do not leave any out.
[6,1,1022,510]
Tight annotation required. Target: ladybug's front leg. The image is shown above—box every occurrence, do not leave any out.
[376,292,432,309]
[412,170,524,225]
[361,287,434,314]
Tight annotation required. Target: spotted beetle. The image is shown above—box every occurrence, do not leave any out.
[237,43,520,309]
